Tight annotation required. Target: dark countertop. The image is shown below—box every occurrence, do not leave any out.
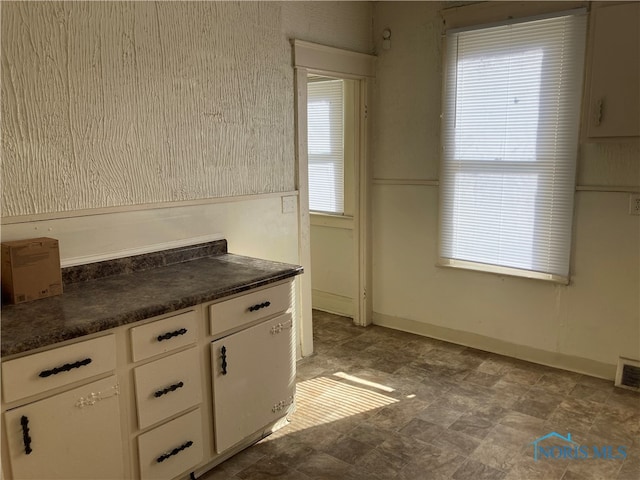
[1,251,302,358]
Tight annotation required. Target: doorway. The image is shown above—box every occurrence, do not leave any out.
[308,75,357,320]
[292,40,376,357]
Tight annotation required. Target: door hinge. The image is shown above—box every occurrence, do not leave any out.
[76,383,120,408]
[272,395,295,413]
[270,320,292,335]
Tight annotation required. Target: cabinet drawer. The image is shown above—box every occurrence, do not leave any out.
[133,347,202,429]
[131,310,198,362]
[137,408,204,480]
[209,282,291,337]
[2,335,116,403]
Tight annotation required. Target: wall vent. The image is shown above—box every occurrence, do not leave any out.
[615,357,640,392]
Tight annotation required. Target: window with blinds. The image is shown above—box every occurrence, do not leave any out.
[308,78,344,214]
[439,11,587,283]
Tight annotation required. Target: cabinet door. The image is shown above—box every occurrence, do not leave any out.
[211,313,295,453]
[586,2,640,138]
[3,376,124,480]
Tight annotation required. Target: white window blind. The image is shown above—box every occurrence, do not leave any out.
[308,79,344,214]
[440,11,587,283]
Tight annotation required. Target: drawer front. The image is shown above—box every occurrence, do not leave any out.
[209,282,291,337]
[131,310,198,362]
[137,408,204,480]
[133,347,202,429]
[2,335,116,403]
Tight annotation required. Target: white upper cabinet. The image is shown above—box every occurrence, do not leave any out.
[583,2,640,140]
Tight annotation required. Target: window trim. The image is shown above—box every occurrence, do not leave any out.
[440,1,588,31]
[446,7,586,34]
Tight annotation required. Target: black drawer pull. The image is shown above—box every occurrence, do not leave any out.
[248,301,271,312]
[157,328,187,342]
[221,346,227,375]
[156,440,193,463]
[39,358,92,378]
[154,381,184,398]
[20,416,32,455]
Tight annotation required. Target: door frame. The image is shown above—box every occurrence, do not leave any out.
[292,40,376,357]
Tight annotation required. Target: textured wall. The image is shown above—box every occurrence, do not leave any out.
[0,3,276,215]
[1,1,373,218]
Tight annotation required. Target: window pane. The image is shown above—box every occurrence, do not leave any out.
[308,79,344,214]
[452,172,538,270]
[309,162,340,213]
[308,100,332,155]
[455,49,543,163]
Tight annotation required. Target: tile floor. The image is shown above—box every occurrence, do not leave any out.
[201,310,640,480]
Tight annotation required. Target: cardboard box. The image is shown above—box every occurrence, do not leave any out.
[1,237,63,304]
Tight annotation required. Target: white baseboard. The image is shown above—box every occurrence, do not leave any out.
[312,290,354,318]
[372,311,617,380]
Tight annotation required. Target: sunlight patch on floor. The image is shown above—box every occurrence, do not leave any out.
[271,374,399,439]
[333,371,396,393]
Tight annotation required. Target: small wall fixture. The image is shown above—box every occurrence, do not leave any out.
[382,29,391,50]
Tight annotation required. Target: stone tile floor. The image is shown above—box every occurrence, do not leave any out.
[201,310,640,479]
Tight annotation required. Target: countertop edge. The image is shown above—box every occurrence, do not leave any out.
[1,259,302,358]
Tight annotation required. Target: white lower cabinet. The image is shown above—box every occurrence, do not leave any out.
[211,313,295,453]
[3,375,124,480]
[137,408,204,480]
[2,280,297,480]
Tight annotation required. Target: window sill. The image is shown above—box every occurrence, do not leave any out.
[437,258,570,285]
[310,213,354,230]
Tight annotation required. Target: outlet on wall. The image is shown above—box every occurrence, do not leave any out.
[630,193,640,216]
